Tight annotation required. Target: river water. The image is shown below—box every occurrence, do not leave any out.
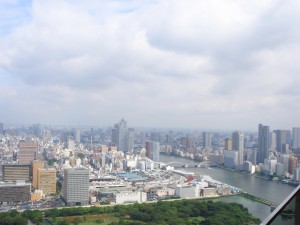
[160,154,296,221]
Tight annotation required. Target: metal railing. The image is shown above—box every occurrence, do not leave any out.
[261,185,300,225]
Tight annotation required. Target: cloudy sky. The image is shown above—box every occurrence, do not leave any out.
[0,0,300,130]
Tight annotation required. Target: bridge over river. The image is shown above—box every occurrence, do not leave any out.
[165,161,218,168]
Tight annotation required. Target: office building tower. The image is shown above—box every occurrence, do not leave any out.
[225,138,232,150]
[127,128,135,153]
[0,181,31,203]
[292,127,300,151]
[232,131,244,165]
[63,168,89,206]
[112,119,128,152]
[145,141,160,162]
[32,160,44,189]
[75,129,81,143]
[274,130,291,153]
[270,132,277,151]
[257,124,270,164]
[224,150,238,169]
[18,141,39,164]
[0,122,3,135]
[37,168,56,195]
[67,139,75,151]
[203,132,212,149]
[186,135,194,149]
[289,155,298,174]
[2,164,31,182]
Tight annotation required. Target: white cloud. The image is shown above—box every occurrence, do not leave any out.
[0,0,300,130]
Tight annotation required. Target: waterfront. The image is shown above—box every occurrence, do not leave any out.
[160,154,297,221]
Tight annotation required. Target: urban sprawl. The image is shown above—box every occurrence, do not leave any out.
[0,120,299,211]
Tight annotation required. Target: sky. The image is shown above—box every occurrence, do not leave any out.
[0,0,300,131]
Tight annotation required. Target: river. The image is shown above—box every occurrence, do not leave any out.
[160,154,297,221]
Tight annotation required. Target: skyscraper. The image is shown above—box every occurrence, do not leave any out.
[203,132,212,149]
[112,119,128,152]
[0,122,3,135]
[257,124,270,164]
[127,128,135,153]
[274,129,291,153]
[232,131,244,165]
[18,141,39,164]
[292,127,300,151]
[63,168,89,206]
[145,141,160,162]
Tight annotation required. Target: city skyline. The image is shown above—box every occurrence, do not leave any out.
[1,1,300,130]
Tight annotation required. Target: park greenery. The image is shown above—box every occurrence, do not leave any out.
[0,199,261,225]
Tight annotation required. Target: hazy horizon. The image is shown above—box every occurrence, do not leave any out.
[1,1,300,130]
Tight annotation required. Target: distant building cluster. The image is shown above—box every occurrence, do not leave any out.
[0,120,300,208]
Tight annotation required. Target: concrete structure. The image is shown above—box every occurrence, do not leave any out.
[2,164,30,182]
[37,168,56,195]
[293,167,300,181]
[175,184,200,198]
[145,141,160,162]
[276,163,285,177]
[274,130,291,154]
[115,191,147,204]
[67,139,75,151]
[292,127,300,151]
[0,122,3,135]
[203,132,212,149]
[112,119,128,152]
[0,181,31,203]
[232,131,244,165]
[224,138,232,150]
[224,150,238,169]
[18,141,39,164]
[289,155,298,174]
[258,124,270,164]
[63,168,89,206]
[127,129,135,153]
[32,160,44,189]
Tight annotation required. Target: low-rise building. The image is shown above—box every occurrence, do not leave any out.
[0,181,31,203]
[115,191,147,204]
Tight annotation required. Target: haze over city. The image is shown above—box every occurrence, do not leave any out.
[0,0,300,130]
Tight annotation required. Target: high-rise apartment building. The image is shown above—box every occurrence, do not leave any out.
[292,127,300,150]
[257,124,270,164]
[232,131,244,165]
[63,168,89,206]
[37,168,56,195]
[145,141,160,162]
[18,141,39,164]
[112,119,128,152]
[32,160,44,189]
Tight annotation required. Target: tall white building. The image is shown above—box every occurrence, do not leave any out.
[232,131,244,165]
[63,168,89,206]
[292,127,300,150]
